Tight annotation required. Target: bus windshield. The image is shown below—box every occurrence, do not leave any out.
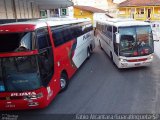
[119,26,153,57]
[0,56,41,92]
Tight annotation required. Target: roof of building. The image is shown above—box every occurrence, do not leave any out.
[97,18,150,27]
[74,5,106,13]
[119,0,160,7]
[36,0,73,9]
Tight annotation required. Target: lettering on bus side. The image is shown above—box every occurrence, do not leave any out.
[83,33,91,40]
[11,92,36,97]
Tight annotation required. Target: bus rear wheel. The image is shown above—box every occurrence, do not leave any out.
[99,40,102,49]
[60,73,68,92]
[87,47,91,59]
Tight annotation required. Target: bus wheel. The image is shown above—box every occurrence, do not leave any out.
[110,52,114,64]
[99,40,102,49]
[60,73,68,92]
[87,47,91,59]
[90,45,93,53]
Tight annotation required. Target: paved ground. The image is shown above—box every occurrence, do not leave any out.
[2,41,160,119]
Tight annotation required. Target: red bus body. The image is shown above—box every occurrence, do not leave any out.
[0,18,95,110]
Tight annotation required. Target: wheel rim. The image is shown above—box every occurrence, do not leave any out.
[60,78,66,89]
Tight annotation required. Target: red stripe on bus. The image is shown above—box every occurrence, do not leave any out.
[0,50,38,57]
[127,58,147,62]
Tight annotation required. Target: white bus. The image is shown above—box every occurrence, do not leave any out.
[96,19,154,68]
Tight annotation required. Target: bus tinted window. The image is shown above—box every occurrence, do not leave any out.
[52,28,64,47]
[107,25,112,39]
[52,25,75,47]
[83,24,93,34]
[0,32,34,52]
[37,28,51,49]
[52,22,93,47]
[38,49,54,87]
[0,56,41,92]
[113,26,117,33]
[62,27,74,42]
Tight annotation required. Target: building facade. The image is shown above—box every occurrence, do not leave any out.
[0,0,73,24]
[118,0,160,21]
[72,0,118,22]
[73,5,106,24]
[0,0,40,20]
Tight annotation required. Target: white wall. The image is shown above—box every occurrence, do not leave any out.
[68,7,74,17]
[72,0,108,10]
[0,0,7,19]
[0,0,40,19]
[113,0,126,3]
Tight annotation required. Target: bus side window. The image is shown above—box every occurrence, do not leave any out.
[36,28,54,87]
[84,24,93,33]
[62,27,73,42]
[71,25,82,38]
[37,28,51,49]
[113,26,118,55]
[52,28,64,47]
[77,25,83,37]
[107,25,112,40]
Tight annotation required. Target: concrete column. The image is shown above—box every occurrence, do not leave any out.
[0,0,7,19]
[12,0,17,21]
[47,10,50,18]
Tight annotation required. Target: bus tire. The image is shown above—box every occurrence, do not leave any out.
[60,72,68,92]
[90,45,93,53]
[110,52,115,65]
[110,52,114,63]
[87,47,91,59]
[99,40,102,49]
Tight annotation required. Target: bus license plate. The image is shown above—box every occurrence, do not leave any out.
[135,63,141,66]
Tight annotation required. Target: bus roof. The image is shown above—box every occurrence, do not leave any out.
[46,18,91,27]
[0,18,91,33]
[97,18,150,27]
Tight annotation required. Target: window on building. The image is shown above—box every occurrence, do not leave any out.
[140,8,144,14]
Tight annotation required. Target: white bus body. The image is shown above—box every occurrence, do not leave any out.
[96,19,154,68]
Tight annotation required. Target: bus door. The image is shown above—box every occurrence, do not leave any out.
[36,28,60,101]
[112,26,119,65]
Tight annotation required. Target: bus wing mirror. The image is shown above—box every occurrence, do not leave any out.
[153,40,159,42]
[116,33,120,43]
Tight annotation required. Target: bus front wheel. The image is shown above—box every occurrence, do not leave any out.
[60,73,68,92]
[110,52,115,65]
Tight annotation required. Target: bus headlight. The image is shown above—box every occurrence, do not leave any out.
[148,55,153,60]
[24,92,43,100]
[119,58,127,62]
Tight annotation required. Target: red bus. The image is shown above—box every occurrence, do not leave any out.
[0,18,95,110]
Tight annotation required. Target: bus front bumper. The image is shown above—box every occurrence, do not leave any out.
[0,97,48,111]
[0,88,50,111]
[117,55,153,68]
